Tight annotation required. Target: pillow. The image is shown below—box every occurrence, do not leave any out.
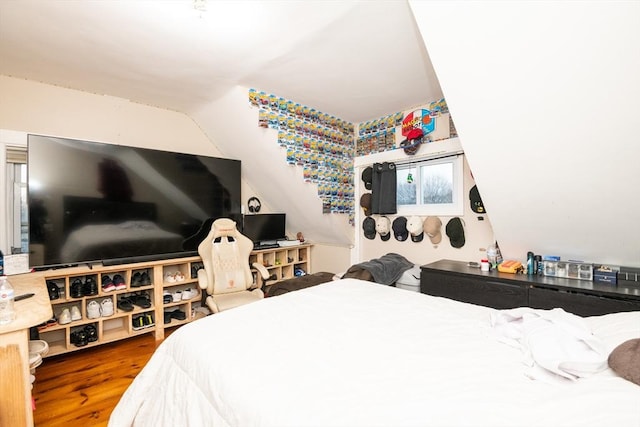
[608,338,640,386]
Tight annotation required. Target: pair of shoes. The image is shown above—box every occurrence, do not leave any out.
[181,288,198,300]
[70,324,99,347]
[132,293,152,309]
[164,271,185,283]
[37,317,58,331]
[102,275,116,292]
[164,309,187,324]
[47,281,60,300]
[70,277,98,298]
[113,274,127,291]
[131,271,152,287]
[132,313,155,331]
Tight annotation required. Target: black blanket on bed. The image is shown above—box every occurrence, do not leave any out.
[342,253,414,285]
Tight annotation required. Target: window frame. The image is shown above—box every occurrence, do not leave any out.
[395,153,464,217]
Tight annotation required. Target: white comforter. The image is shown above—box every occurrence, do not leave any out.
[109,279,640,427]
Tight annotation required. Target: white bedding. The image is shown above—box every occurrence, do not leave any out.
[109,279,640,427]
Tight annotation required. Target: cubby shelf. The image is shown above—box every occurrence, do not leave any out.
[38,245,313,357]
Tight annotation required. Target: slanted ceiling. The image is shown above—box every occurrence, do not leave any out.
[1,1,638,265]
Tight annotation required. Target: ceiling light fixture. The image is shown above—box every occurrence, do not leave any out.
[193,0,207,12]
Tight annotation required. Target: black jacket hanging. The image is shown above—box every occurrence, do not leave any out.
[370,162,397,214]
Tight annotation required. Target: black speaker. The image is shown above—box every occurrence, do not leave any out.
[247,197,261,213]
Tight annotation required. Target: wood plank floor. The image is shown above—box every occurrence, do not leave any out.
[32,331,167,427]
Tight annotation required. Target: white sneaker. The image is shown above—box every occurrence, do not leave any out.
[70,305,82,321]
[172,290,182,302]
[87,300,101,319]
[164,272,176,283]
[59,308,72,325]
[181,288,197,300]
[101,298,114,317]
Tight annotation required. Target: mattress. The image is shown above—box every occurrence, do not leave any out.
[109,279,640,427]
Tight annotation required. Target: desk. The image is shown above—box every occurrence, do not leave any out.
[0,272,52,427]
[421,259,640,316]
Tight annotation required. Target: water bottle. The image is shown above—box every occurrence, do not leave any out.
[0,276,16,325]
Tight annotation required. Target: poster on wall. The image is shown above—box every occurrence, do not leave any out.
[401,109,436,138]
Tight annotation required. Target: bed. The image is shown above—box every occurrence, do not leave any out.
[108,279,640,427]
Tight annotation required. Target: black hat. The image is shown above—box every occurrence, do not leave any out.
[469,185,485,213]
[361,166,373,190]
[392,216,408,241]
[363,217,376,240]
[360,193,372,216]
[446,217,465,248]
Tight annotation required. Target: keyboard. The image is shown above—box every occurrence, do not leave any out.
[253,243,279,250]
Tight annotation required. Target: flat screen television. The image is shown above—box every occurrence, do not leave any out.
[242,214,286,244]
[27,134,242,268]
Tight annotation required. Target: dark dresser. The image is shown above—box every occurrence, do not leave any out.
[420,259,640,316]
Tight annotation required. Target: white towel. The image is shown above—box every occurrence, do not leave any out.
[490,307,608,382]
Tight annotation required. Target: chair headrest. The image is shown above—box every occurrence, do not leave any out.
[212,218,238,238]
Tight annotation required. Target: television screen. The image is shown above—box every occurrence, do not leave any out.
[242,214,286,244]
[27,134,242,268]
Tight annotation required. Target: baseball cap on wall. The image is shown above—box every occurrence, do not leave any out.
[392,216,409,241]
[469,185,485,213]
[424,216,442,244]
[406,216,424,242]
[446,217,466,248]
[361,166,373,190]
[375,216,391,241]
[363,217,376,240]
[360,193,372,216]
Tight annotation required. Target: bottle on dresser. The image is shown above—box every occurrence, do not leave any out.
[0,275,16,325]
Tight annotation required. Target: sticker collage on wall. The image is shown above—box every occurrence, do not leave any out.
[249,89,356,224]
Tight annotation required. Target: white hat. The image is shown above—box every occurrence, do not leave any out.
[375,216,391,241]
[406,216,424,242]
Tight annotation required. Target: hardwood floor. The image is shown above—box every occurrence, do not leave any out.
[32,331,167,427]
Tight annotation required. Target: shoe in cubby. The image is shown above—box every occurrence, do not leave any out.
[82,276,98,296]
[113,274,127,291]
[70,328,88,347]
[59,308,72,325]
[102,275,116,293]
[101,298,114,317]
[87,300,101,319]
[70,305,82,321]
[71,278,84,298]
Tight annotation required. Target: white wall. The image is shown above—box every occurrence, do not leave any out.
[0,76,353,273]
[410,1,640,267]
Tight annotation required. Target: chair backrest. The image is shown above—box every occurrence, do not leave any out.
[197,218,254,295]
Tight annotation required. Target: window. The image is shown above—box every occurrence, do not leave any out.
[396,154,463,216]
[5,146,28,254]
